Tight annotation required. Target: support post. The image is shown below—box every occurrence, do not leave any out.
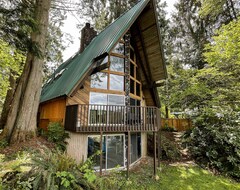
[127,131,131,179]
[100,131,103,176]
[157,116,161,167]
[153,131,157,177]
[157,129,161,167]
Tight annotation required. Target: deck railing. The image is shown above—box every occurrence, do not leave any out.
[64,104,160,132]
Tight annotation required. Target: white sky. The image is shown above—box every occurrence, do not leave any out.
[61,0,177,61]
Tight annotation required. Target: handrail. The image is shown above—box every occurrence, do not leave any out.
[64,104,160,132]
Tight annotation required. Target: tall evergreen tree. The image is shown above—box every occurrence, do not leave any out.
[0,0,52,143]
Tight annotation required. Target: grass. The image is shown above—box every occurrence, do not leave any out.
[119,163,240,190]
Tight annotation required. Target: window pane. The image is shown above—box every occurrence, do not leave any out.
[110,56,124,72]
[130,48,134,61]
[136,68,141,81]
[90,93,107,105]
[110,74,124,91]
[108,95,125,105]
[130,79,134,94]
[88,136,106,169]
[91,72,108,89]
[136,82,140,96]
[107,135,124,169]
[112,43,124,54]
[130,63,134,77]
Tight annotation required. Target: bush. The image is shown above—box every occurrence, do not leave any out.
[148,133,181,161]
[47,122,69,151]
[0,139,8,149]
[183,107,240,180]
[2,148,97,190]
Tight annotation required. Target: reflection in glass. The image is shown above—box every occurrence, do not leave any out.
[91,72,108,89]
[107,135,124,169]
[90,93,107,105]
[90,93,107,124]
[88,135,125,170]
[88,136,106,169]
[131,133,141,163]
[136,82,140,96]
[108,95,125,124]
[110,74,124,91]
[110,56,124,72]
[112,43,124,54]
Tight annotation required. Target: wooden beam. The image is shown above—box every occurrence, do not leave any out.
[136,22,154,84]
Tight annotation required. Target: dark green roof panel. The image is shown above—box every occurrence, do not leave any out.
[41,0,150,103]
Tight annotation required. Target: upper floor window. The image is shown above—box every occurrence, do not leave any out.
[91,41,125,93]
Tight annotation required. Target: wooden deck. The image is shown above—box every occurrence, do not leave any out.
[64,104,161,132]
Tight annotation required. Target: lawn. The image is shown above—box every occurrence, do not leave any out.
[110,162,240,190]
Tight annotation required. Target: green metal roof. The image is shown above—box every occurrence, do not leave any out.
[40,0,150,103]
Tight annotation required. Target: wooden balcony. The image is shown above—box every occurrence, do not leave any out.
[64,104,161,133]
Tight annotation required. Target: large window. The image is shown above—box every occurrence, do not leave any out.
[88,133,141,170]
[90,42,125,93]
[89,93,125,125]
[129,46,141,99]
[88,134,125,170]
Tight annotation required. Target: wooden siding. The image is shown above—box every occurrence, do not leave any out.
[39,98,66,129]
[66,132,88,163]
[161,118,193,131]
[67,79,90,105]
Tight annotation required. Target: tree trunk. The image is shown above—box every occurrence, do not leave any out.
[0,72,18,129]
[0,0,51,143]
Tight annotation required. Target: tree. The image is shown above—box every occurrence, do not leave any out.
[78,0,137,31]
[1,0,52,143]
[0,40,24,129]
[0,0,69,129]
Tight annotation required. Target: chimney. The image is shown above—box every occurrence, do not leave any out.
[80,23,97,53]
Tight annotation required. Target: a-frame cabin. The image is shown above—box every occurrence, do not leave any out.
[39,0,167,173]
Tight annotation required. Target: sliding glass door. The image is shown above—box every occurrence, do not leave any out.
[88,134,125,170]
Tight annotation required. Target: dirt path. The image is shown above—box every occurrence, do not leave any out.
[169,132,196,166]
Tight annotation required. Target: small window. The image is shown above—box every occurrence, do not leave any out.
[110,74,124,91]
[130,62,134,77]
[110,56,124,72]
[108,94,125,105]
[130,79,134,94]
[130,48,135,61]
[91,72,108,89]
[112,43,124,54]
[136,82,140,96]
[90,92,108,105]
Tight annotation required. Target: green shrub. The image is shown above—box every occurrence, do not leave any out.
[148,133,181,161]
[47,122,69,151]
[0,139,8,149]
[183,107,240,180]
[2,148,96,190]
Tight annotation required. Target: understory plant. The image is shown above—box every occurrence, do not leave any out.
[2,148,97,190]
[183,107,240,180]
[46,122,69,151]
[148,133,181,161]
